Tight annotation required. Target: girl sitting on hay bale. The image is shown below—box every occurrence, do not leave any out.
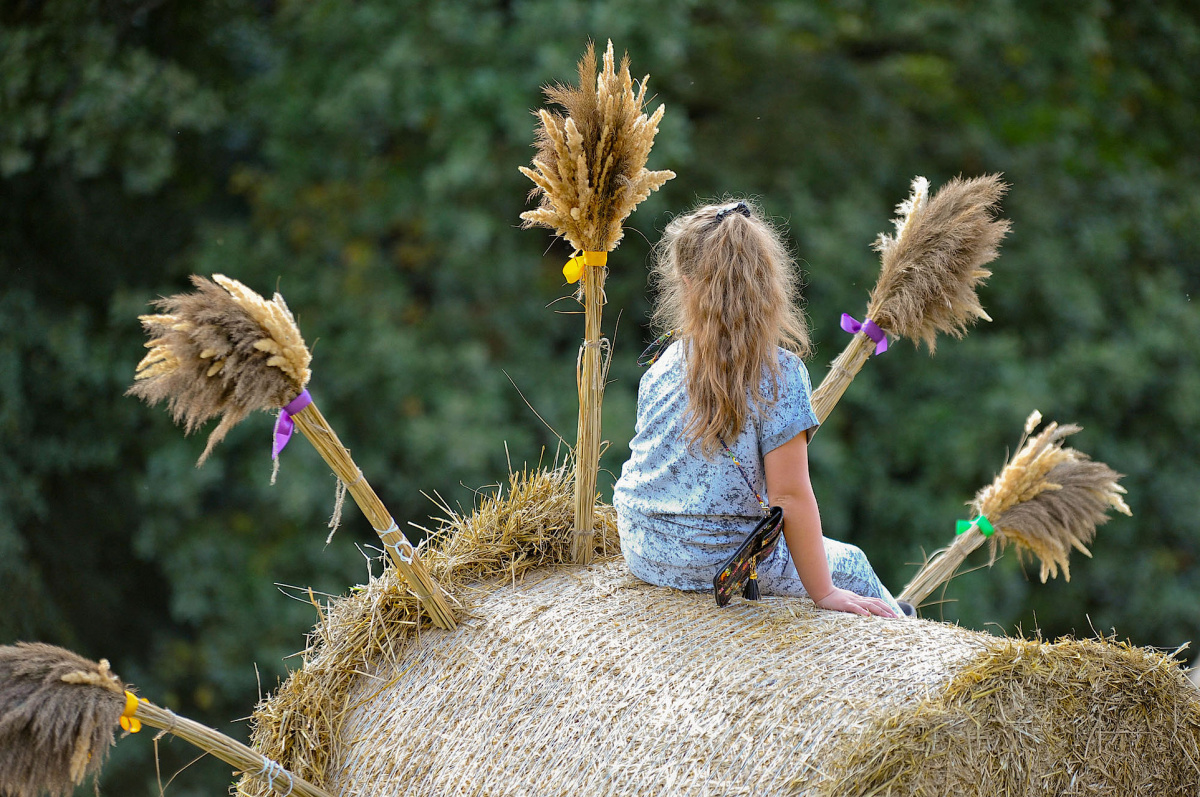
[614,200,905,619]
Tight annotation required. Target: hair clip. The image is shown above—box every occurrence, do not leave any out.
[715,201,751,222]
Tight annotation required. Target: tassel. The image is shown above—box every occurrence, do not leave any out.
[743,565,761,601]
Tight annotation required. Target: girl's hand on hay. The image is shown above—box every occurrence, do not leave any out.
[813,587,898,619]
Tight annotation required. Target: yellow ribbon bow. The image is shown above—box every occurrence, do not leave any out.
[119,690,143,733]
[563,250,608,283]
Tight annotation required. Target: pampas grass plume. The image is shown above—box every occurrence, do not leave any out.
[900,412,1131,605]
[129,274,311,464]
[0,643,126,797]
[519,40,675,253]
[977,413,1132,582]
[868,174,1010,351]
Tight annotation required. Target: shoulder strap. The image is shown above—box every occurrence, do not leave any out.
[636,329,678,367]
[720,439,770,517]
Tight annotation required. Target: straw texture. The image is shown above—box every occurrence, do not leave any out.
[0,643,330,797]
[324,563,985,796]
[819,636,1200,796]
[520,41,674,565]
[810,175,1009,425]
[237,461,619,796]
[243,560,1200,797]
[130,274,310,464]
[901,412,1131,606]
[239,465,1196,797]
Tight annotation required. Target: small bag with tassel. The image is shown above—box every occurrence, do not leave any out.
[713,506,784,607]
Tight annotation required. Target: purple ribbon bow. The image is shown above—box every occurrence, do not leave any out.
[272,390,313,460]
[840,314,889,356]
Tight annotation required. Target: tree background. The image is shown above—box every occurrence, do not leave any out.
[2,1,1197,793]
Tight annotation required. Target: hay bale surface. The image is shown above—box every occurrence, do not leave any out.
[326,561,987,796]
[239,468,1200,796]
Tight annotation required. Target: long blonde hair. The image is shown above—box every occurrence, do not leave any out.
[649,200,812,458]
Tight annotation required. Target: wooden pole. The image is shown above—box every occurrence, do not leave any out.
[291,402,457,630]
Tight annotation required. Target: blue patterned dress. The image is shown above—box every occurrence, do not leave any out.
[613,341,902,613]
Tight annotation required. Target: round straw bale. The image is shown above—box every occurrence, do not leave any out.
[240,560,1200,797]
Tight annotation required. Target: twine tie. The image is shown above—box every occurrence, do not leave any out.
[153,707,179,741]
[256,757,295,797]
[381,522,415,564]
[840,314,889,355]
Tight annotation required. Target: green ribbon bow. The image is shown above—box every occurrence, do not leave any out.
[956,515,995,537]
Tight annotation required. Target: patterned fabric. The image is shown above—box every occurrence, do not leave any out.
[613,340,902,614]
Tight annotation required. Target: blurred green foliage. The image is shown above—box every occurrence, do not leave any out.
[2,1,1197,793]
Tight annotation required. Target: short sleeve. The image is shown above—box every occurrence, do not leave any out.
[760,352,820,454]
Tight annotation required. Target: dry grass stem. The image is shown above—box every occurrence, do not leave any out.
[519,40,675,253]
[570,273,611,564]
[520,41,672,563]
[811,175,1009,429]
[290,403,458,631]
[900,411,1131,606]
[0,643,329,797]
[132,701,333,797]
[811,332,874,423]
[129,274,311,464]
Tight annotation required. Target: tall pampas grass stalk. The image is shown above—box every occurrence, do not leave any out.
[899,411,1132,607]
[520,40,675,564]
[129,275,457,630]
[811,175,1010,423]
[0,643,334,797]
